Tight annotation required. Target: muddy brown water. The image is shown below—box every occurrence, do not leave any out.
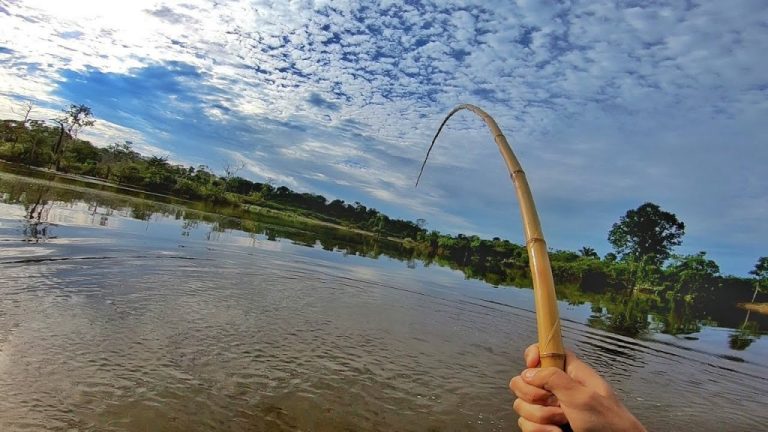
[0,171,766,431]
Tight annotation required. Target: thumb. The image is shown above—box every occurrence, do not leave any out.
[522,367,582,404]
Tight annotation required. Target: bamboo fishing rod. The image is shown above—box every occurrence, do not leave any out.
[416,104,566,370]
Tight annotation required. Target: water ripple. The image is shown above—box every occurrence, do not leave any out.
[0,245,765,431]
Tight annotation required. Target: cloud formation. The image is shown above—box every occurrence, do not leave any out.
[0,0,766,274]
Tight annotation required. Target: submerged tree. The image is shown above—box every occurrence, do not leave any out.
[608,202,685,267]
[587,293,652,337]
[748,257,767,303]
[663,251,720,303]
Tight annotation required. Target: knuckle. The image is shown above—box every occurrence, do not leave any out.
[530,390,551,405]
[516,398,566,428]
[520,420,550,432]
[534,368,558,387]
[509,376,523,392]
[538,407,566,425]
[512,398,522,413]
[530,407,551,424]
[518,417,537,432]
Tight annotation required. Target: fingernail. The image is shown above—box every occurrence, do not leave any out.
[546,395,559,406]
[523,369,537,380]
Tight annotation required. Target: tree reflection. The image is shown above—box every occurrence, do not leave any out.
[587,292,652,337]
[729,312,761,351]
[14,184,57,242]
[1,171,766,352]
[655,298,702,335]
[130,205,152,221]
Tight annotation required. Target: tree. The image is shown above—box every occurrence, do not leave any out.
[222,159,245,181]
[664,252,720,302]
[105,141,138,160]
[748,257,768,303]
[608,202,685,267]
[59,104,95,138]
[11,100,34,124]
[579,246,599,259]
[51,104,95,170]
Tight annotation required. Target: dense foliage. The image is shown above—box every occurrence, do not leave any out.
[608,202,685,266]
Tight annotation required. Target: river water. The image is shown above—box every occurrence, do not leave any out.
[0,169,765,431]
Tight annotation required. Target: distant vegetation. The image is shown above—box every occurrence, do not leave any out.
[1,104,765,340]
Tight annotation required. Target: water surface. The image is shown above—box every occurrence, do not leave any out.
[0,170,766,431]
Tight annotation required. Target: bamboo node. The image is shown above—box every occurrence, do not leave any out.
[539,352,566,359]
[541,319,562,356]
[509,169,524,184]
[526,237,546,247]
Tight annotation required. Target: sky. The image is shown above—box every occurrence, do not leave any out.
[0,0,766,276]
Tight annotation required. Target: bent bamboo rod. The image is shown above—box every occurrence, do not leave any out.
[416,104,566,370]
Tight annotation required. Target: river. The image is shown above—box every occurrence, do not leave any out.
[0,167,765,431]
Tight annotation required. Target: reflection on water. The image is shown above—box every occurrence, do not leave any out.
[0,168,767,431]
[5,165,767,344]
[587,293,653,338]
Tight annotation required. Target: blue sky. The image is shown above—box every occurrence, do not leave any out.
[0,0,766,276]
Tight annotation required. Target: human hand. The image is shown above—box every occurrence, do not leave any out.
[509,344,646,432]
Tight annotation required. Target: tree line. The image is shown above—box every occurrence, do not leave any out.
[0,104,765,317]
[2,173,764,345]
[408,203,765,315]
[0,105,423,238]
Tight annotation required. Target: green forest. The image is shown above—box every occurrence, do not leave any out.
[1,105,766,334]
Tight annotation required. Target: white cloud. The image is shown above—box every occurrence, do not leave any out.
[0,0,766,274]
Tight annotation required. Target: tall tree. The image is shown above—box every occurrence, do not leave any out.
[748,257,768,303]
[59,104,95,138]
[608,202,685,266]
[51,104,95,170]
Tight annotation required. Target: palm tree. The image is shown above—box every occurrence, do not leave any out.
[579,246,599,259]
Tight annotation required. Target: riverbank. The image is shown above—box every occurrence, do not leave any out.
[0,159,396,242]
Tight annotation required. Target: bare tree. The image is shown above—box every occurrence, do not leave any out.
[5,101,34,151]
[222,159,246,179]
[10,100,34,124]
